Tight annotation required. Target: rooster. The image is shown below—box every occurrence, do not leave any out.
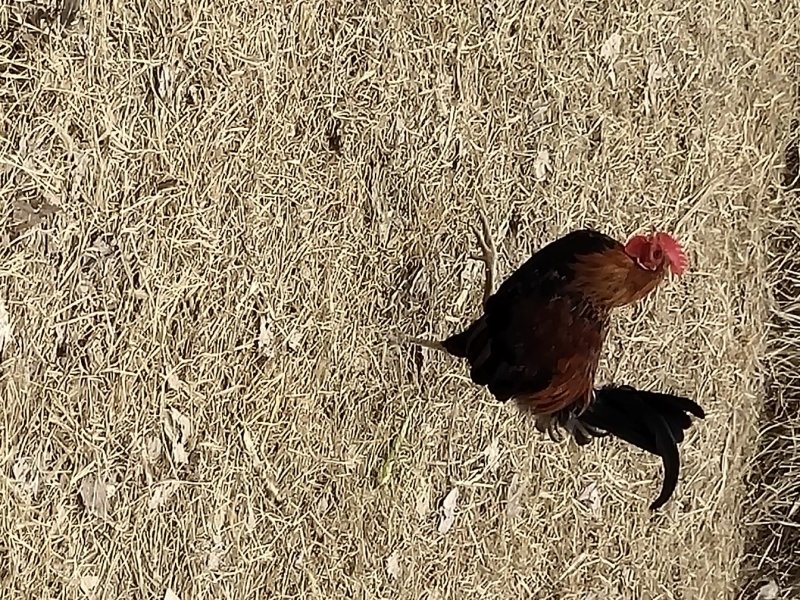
[409,213,703,508]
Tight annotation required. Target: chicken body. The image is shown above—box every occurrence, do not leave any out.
[440,228,680,420]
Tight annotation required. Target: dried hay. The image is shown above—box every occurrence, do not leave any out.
[0,0,798,598]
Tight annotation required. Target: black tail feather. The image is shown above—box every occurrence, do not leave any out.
[580,385,705,455]
[578,384,705,510]
[639,408,680,511]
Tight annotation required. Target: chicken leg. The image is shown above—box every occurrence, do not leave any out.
[468,208,497,307]
[406,208,497,350]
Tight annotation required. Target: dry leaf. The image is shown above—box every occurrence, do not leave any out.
[144,435,162,462]
[142,435,162,485]
[532,103,550,124]
[647,61,670,86]
[154,64,174,101]
[416,482,430,518]
[756,580,779,600]
[162,407,193,465]
[172,444,189,465]
[245,501,257,532]
[10,197,60,233]
[257,316,275,357]
[164,589,181,600]
[456,269,477,307]
[454,287,470,310]
[506,473,526,519]
[286,329,303,352]
[533,149,551,181]
[166,369,181,391]
[415,494,429,518]
[206,550,221,571]
[438,487,459,534]
[213,505,226,537]
[578,482,602,515]
[262,467,283,501]
[644,56,672,116]
[149,481,178,509]
[456,261,481,309]
[79,475,109,519]
[12,457,38,498]
[386,550,401,580]
[89,236,114,258]
[79,575,99,596]
[0,299,13,355]
[11,459,27,482]
[69,153,89,201]
[600,32,622,62]
[484,438,500,472]
[55,504,68,528]
[243,428,262,467]
[242,428,255,451]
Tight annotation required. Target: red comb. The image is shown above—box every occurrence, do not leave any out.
[655,232,688,275]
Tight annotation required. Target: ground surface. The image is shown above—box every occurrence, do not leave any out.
[1,1,798,599]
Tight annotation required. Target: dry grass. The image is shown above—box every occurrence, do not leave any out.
[738,123,800,599]
[0,0,798,598]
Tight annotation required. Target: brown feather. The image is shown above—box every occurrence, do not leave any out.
[568,247,666,307]
[512,299,608,415]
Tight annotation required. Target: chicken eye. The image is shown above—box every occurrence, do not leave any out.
[651,247,664,261]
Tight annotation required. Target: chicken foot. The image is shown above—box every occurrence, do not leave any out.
[468,208,497,307]
[535,411,609,445]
